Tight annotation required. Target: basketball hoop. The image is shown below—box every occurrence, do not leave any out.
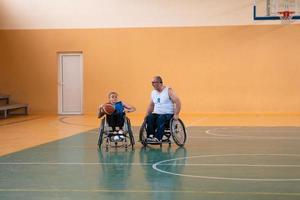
[278,10,295,23]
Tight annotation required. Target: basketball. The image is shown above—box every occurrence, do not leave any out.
[102,103,115,115]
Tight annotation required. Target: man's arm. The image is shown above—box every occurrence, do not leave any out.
[122,102,136,112]
[168,88,181,119]
[146,100,154,116]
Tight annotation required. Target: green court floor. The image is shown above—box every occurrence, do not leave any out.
[1,126,300,200]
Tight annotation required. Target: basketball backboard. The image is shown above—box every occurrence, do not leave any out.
[253,0,300,20]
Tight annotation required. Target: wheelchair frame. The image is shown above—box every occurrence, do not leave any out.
[139,118,187,147]
[98,115,135,150]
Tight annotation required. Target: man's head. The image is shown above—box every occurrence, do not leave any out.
[151,76,164,91]
[108,91,118,103]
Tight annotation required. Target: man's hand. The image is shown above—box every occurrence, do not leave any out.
[173,114,179,120]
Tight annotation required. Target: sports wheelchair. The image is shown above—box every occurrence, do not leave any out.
[98,115,135,150]
[139,117,187,147]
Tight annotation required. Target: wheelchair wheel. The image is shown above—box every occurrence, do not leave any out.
[97,117,105,147]
[139,120,147,146]
[125,117,135,148]
[169,118,186,147]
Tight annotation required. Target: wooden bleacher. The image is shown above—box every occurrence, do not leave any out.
[0,94,28,119]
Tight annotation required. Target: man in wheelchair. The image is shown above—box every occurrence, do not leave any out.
[98,92,136,149]
[144,76,181,143]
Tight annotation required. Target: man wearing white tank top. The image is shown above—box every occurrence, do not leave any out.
[145,76,181,142]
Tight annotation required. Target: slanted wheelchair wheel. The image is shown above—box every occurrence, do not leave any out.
[169,118,187,147]
[139,121,147,147]
[125,117,135,148]
[97,117,105,147]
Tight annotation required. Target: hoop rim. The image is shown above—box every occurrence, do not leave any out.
[278,10,295,20]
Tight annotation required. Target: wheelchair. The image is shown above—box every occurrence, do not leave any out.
[98,115,135,150]
[139,117,187,147]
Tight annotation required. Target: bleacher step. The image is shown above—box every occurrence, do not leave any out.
[0,104,28,119]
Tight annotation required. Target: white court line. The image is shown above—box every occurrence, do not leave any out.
[186,117,208,128]
[1,162,300,167]
[204,129,300,140]
[188,136,300,139]
[0,188,299,196]
[159,164,300,167]
[2,155,300,182]
[152,154,300,181]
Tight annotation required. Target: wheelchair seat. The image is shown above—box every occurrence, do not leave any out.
[139,117,187,147]
[98,115,135,150]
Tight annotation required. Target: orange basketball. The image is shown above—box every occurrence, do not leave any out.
[102,103,115,115]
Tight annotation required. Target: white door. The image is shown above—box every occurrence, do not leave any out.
[58,53,83,114]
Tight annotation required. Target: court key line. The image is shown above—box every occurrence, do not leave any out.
[0,189,300,196]
[59,116,96,127]
[152,154,300,181]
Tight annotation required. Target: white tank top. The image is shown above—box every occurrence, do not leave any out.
[151,87,174,114]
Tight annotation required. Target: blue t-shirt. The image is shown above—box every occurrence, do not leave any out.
[114,101,124,113]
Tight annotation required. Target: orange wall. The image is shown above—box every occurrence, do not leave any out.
[0,42,3,88]
[0,25,300,114]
